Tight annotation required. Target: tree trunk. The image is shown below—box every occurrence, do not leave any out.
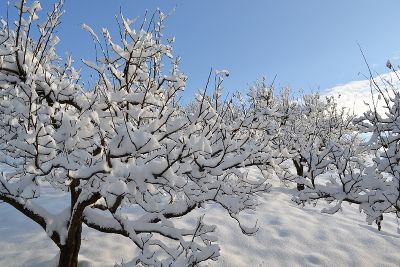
[58,181,82,267]
[57,181,100,267]
[296,183,305,191]
[376,215,383,231]
[293,158,305,191]
[58,222,82,267]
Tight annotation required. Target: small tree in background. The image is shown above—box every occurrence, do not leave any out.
[292,64,400,231]
[0,1,272,266]
[281,93,356,190]
[247,80,356,191]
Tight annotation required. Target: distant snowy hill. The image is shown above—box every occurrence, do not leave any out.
[324,71,400,116]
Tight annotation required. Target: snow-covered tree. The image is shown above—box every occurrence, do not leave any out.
[292,68,400,231]
[0,1,271,266]
[247,80,356,191]
[280,94,355,189]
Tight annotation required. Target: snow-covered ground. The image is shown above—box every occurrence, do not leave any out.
[1,173,400,267]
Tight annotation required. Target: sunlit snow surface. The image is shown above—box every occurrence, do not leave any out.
[1,169,400,267]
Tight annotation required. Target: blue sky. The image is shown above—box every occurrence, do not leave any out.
[3,1,400,101]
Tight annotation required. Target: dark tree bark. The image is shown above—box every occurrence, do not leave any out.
[376,215,383,231]
[293,158,305,191]
[57,181,91,267]
[58,223,82,267]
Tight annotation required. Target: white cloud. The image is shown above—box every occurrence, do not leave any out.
[323,71,400,116]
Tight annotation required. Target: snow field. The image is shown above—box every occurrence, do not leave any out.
[1,173,400,267]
